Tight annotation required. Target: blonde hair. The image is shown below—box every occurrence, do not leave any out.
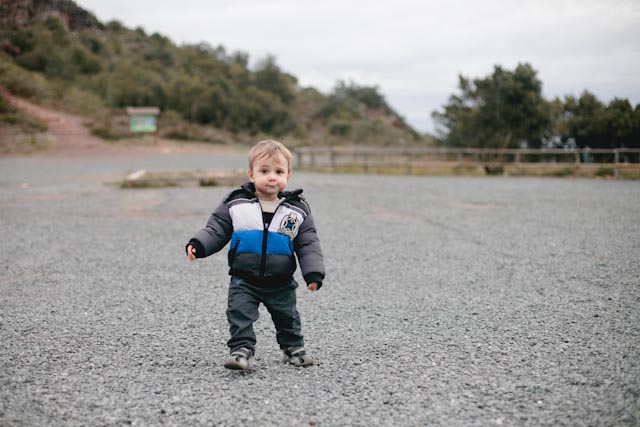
[248,140,292,172]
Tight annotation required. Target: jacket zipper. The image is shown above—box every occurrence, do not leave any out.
[258,201,282,277]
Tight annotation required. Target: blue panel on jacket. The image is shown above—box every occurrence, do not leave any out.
[267,232,293,255]
[231,230,293,256]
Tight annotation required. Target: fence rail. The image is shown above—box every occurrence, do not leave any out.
[294,146,640,177]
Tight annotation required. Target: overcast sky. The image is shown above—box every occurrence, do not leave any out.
[75,0,640,134]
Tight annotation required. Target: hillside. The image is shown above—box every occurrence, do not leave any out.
[0,0,426,147]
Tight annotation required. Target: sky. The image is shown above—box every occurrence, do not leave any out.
[74,0,640,134]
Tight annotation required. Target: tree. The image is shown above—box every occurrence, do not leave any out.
[561,92,607,148]
[318,81,399,124]
[605,98,637,148]
[106,62,165,108]
[545,92,640,149]
[333,80,390,112]
[253,55,295,105]
[633,105,640,149]
[433,63,551,148]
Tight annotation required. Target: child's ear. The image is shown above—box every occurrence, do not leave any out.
[248,169,255,182]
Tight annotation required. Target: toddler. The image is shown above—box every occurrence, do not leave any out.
[186,140,325,370]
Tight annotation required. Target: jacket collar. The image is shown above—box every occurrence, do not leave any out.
[240,182,303,202]
[240,181,256,194]
[278,189,303,201]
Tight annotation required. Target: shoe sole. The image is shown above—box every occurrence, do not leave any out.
[284,354,314,366]
[224,356,255,370]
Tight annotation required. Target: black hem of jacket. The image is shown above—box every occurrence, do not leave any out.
[231,271,295,288]
[230,272,323,289]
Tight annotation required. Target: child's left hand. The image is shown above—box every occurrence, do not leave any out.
[307,282,319,292]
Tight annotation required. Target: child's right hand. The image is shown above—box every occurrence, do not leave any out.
[186,244,197,262]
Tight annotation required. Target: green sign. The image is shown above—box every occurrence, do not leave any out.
[130,114,157,133]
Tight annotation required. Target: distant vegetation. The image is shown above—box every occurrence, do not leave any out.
[433,63,640,149]
[0,9,420,147]
[0,92,50,154]
[1,1,637,149]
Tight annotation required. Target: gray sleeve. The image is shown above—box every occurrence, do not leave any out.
[191,201,233,257]
[294,211,325,284]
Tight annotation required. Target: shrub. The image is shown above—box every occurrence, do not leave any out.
[71,47,101,74]
[484,165,505,175]
[329,121,351,136]
[550,167,576,177]
[0,55,52,100]
[8,30,36,54]
[55,86,106,117]
[89,112,129,139]
[595,167,615,177]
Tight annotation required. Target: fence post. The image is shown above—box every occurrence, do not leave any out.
[330,149,336,173]
[614,149,620,177]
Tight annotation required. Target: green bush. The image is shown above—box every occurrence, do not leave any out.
[55,86,106,117]
[333,81,390,111]
[44,16,65,33]
[330,121,351,136]
[89,112,129,139]
[71,47,101,74]
[595,167,615,177]
[8,30,36,54]
[79,33,103,54]
[317,95,361,120]
[550,167,576,177]
[0,55,52,100]
[159,110,199,140]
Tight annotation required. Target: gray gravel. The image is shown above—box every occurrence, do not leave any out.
[1,153,639,426]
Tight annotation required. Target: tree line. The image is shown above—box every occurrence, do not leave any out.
[432,63,640,149]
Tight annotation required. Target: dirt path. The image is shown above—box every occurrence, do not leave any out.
[3,91,130,156]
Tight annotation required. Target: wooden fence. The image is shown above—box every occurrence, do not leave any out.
[294,146,640,177]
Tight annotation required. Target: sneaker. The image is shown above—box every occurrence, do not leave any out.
[282,346,314,366]
[223,347,255,370]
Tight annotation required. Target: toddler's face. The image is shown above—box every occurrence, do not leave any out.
[248,153,291,201]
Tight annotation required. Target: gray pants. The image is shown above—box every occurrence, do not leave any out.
[226,277,304,354]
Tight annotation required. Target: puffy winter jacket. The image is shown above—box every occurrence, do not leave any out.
[188,182,325,288]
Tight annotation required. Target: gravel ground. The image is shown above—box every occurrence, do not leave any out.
[1,153,639,426]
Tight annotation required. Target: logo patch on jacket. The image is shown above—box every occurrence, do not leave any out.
[278,213,299,238]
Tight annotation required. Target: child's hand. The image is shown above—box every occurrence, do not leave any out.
[307,282,319,292]
[186,244,197,262]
